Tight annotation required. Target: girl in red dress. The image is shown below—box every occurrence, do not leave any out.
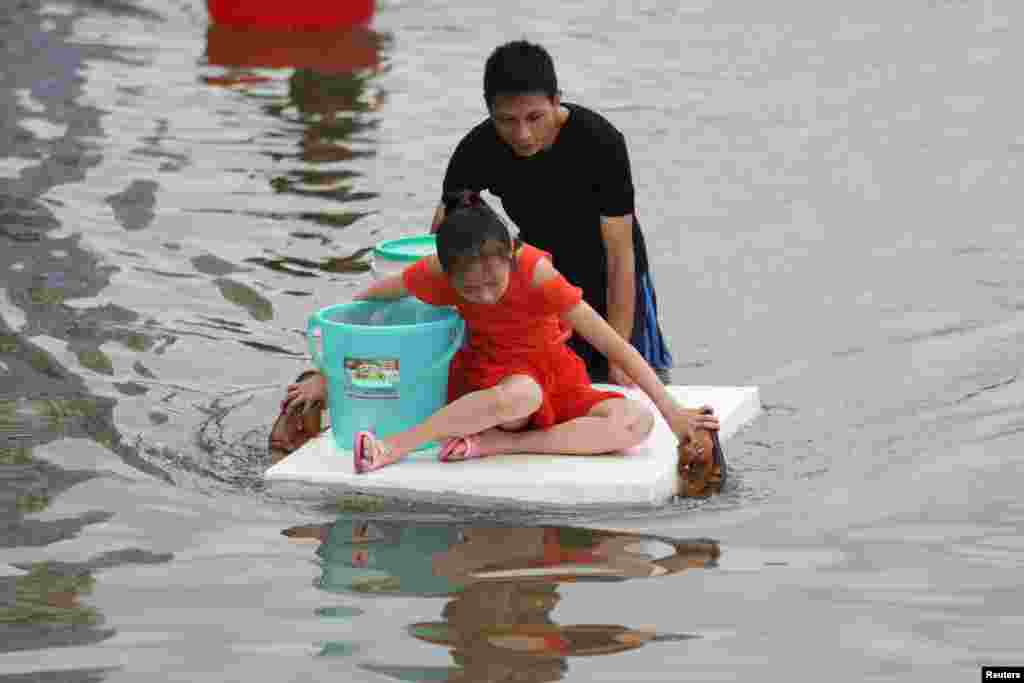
[326,191,718,473]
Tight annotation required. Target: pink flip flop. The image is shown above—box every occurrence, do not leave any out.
[354,430,392,474]
[438,434,482,463]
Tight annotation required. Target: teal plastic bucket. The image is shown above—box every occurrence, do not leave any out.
[307,298,464,452]
[371,234,437,279]
[317,520,462,597]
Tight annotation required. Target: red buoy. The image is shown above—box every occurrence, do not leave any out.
[206,0,375,30]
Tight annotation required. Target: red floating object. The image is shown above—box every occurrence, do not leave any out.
[206,0,375,30]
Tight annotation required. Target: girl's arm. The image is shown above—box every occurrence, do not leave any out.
[355,256,447,303]
[534,258,668,413]
[536,256,718,443]
[354,273,408,301]
[565,300,717,440]
[564,300,681,420]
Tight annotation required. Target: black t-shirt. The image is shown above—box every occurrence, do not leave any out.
[442,102,651,321]
[441,102,655,380]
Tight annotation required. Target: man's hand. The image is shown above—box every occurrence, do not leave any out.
[608,363,635,387]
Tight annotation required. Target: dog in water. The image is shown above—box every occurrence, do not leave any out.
[268,371,325,464]
[676,407,727,498]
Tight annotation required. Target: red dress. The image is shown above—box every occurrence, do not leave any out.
[403,245,623,428]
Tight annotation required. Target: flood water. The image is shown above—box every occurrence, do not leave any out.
[2,0,1023,680]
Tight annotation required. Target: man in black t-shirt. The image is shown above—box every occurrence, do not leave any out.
[431,40,672,385]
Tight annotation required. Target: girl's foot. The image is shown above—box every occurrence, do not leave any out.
[438,433,485,462]
[354,431,402,473]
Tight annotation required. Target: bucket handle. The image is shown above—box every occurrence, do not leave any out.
[307,314,325,372]
[305,312,465,387]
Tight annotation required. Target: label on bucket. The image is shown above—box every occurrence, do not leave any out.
[343,357,399,399]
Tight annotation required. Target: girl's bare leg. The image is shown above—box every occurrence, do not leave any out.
[444,398,654,460]
[356,375,542,468]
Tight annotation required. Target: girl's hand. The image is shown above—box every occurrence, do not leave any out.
[282,372,327,416]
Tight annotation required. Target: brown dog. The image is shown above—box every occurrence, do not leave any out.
[677,407,726,497]
[268,371,324,463]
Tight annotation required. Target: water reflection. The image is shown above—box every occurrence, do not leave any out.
[1,327,168,488]
[1,562,109,651]
[261,65,382,206]
[0,445,173,657]
[284,518,717,680]
[2,24,170,482]
[1,550,172,656]
[204,24,381,77]
[105,179,158,231]
[244,246,374,277]
[2,7,387,496]
[0,20,182,667]
[201,24,387,272]
[203,24,385,193]
[0,443,107,549]
[0,292,169,483]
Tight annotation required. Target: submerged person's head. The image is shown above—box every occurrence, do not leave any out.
[436,191,518,304]
[484,40,561,158]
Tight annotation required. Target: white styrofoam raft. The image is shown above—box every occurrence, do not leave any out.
[264,385,760,506]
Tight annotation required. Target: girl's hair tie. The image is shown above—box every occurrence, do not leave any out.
[443,189,482,214]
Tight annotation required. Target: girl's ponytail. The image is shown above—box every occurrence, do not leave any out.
[441,190,484,215]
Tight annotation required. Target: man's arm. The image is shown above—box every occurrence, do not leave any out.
[601,214,636,384]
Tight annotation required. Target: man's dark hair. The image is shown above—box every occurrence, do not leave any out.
[483,40,558,109]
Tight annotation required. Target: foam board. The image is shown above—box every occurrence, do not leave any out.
[264,385,760,506]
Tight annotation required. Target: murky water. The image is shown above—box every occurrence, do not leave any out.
[2,0,1022,680]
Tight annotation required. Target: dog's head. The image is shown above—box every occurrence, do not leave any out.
[676,428,724,498]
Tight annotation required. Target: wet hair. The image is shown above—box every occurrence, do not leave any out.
[483,40,558,109]
[436,191,518,275]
